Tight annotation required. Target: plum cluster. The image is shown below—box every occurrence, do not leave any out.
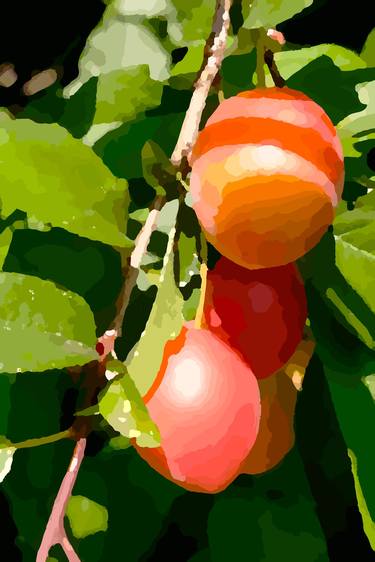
[136,88,344,493]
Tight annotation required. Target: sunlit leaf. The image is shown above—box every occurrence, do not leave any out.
[65,16,170,97]
[361,28,375,66]
[242,0,313,29]
[0,228,12,270]
[66,495,108,539]
[0,272,98,373]
[168,0,216,46]
[0,444,15,483]
[126,201,184,396]
[337,81,375,154]
[349,449,375,550]
[0,119,130,248]
[99,360,161,447]
[94,66,164,125]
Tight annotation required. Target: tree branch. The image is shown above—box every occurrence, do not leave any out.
[109,195,165,337]
[171,0,233,166]
[36,438,86,562]
[37,2,234,560]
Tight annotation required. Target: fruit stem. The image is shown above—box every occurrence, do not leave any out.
[195,232,208,329]
[194,262,208,330]
[254,29,266,88]
[284,334,315,391]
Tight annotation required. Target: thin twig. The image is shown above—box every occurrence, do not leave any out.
[171,0,233,166]
[37,1,234,559]
[194,263,208,330]
[36,438,86,562]
[111,195,165,336]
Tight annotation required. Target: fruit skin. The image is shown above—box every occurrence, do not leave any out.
[204,257,307,379]
[189,87,344,269]
[242,370,297,475]
[135,323,261,493]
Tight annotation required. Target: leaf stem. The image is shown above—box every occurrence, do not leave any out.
[1,428,73,450]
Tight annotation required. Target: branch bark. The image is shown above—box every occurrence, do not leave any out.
[36,438,86,562]
[37,2,233,560]
[171,0,233,166]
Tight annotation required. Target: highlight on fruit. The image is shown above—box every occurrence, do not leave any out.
[135,323,261,493]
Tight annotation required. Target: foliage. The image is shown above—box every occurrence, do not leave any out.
[0,0,375,560]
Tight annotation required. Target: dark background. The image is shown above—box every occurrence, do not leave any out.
[0,0,373,108]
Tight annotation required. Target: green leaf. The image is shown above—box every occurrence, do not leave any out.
[65,15,170,97]
[221,50,257,97]
[98,360,161,447]
[178,232,199,287]
[242,0,313,29]
[59,77,98,138]
[337,80,375,152]
[265,44,366,87]
[299,228,375,351]
[335,238,375,325]
[286,57,375,125]
[208,450,329,561]
[324,366,375,537]
[333,191,375,347]
[110,0,169,17]
[126,201,184,396]
[0,445,16,483]
[0,119,130,248]
[299,277,375,549]
[349,449,375,550]
[141,140,176,193]
[182,288,200,321]
[0,228,12,270]
[361,28,375,66]
[93,111,186,180]
[94,66,164,125]
[0,272,98,373]
[66,495,108,539]
[169,0,216,46]
[170,42,205,77]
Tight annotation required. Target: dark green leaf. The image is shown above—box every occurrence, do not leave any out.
[265,44,365,87]
[208,450,329,561]
[141,140,176,194]
[286,57,375,124]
